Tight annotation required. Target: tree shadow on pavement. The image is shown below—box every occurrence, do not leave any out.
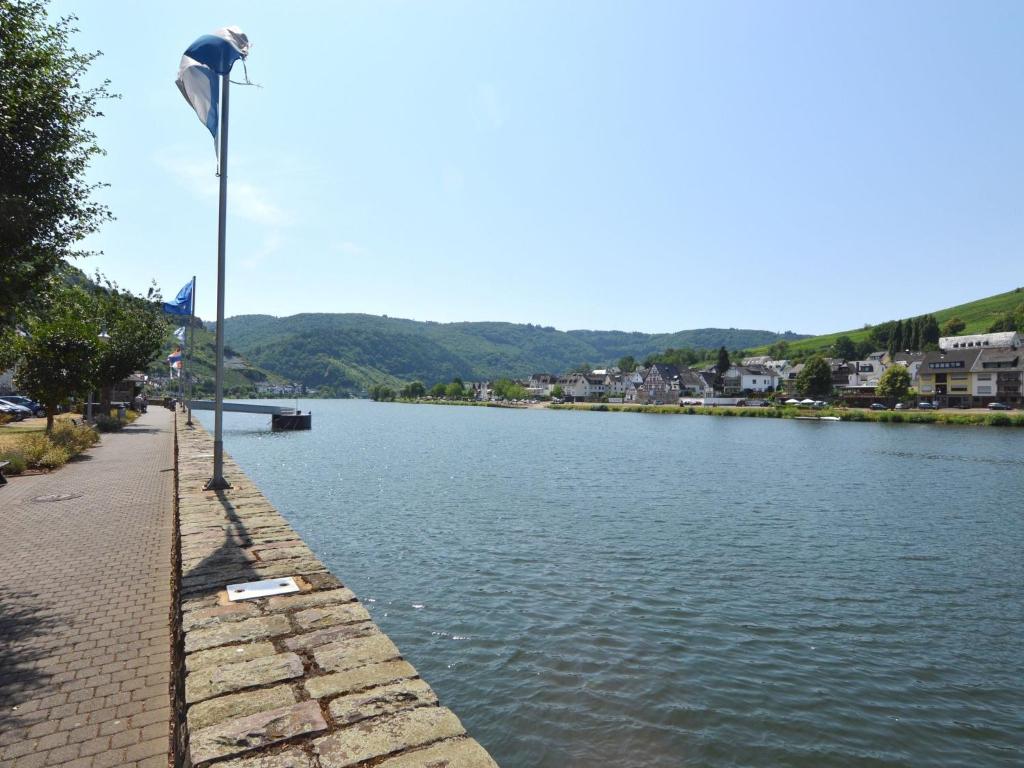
[0,586,66,736]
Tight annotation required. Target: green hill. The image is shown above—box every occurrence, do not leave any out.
[150,320,286,397]
[223,314,806,395]
[751,287,1024,357]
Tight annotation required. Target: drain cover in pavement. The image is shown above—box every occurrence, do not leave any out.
[32,492,82,503]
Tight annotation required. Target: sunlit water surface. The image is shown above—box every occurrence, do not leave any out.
[197,400,1023,767]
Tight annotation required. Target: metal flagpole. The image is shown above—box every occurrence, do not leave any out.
[207,75,231,490]
[178,334,185,407]
[185,275,196,426]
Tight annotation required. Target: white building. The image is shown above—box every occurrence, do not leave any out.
[940,331,1020,352]
[723,365,780,393]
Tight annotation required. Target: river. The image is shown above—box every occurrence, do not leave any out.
[197,400,1023,767]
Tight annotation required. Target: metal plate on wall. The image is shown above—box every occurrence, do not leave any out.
[226,576,300,601]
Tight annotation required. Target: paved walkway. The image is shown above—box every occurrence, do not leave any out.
[0,409,175,768]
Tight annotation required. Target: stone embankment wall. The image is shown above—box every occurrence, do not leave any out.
[176,418,498,767]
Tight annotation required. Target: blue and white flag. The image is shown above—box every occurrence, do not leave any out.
[163,280,194,316]
[175,27,250,145]
[174,326,186,342]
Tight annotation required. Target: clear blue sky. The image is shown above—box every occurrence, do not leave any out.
[54,0,1023,335]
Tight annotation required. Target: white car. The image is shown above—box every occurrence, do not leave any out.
[0,399,31,421]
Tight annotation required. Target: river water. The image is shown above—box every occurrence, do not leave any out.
[197,400,1023,767]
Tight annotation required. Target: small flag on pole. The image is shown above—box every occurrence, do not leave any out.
[163,281,194,315]
[174,326,186,342]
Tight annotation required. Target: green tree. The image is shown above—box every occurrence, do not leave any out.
[429,382,446,398]
[715,346,730,374]
[869,320,896,349]
[713,346,730,391]
[1,2,116,329]
[768,340,790,360]
[941,316,965,337]
[854,339,875,359]
[14,286,99,431]
[887,319,904,357]
[987,303,1024,333]
[368,384,395,401]
[550,384,564,399]
[400,381,425,399]
[617,355,636,373]
[90,276,164,410]
[796,355,832,399]
[920,314,940,348]
[444,381,465,399]
[906,317,920,351]
[492,378,528,400]
[831,335,856,361]
[876,364,911,405]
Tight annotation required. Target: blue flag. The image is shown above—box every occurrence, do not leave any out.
[176,27,250,144]
[164,280,194,315]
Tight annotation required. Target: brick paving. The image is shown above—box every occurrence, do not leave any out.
[0,409,175,768]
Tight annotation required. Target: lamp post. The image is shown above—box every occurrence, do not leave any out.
[87,329,111,424]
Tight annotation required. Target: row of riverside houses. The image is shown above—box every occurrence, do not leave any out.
[526,363,782,404]
[515,331,1024,408]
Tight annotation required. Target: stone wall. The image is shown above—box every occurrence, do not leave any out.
[175,418,498,767]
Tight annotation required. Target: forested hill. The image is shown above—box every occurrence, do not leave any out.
[222,313,806,394]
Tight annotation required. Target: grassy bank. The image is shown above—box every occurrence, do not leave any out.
[549,402,1024,427]
[0,416,101,473]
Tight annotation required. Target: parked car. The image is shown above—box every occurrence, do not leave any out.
[1,395,45,417]
[869,403,889,411]
[0,401,27,421]
[987,402,1011,411]
[0,398,32,420]
[894,403,906,410]
[918,402,938,410]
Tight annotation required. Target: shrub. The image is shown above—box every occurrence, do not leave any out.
[590,404,609,412]
[49,421,99,452]
[38,445,70,469]
[17,434,50,465]
[0,451,27,474]
[987,413,1012,427]
[94,415,125,432]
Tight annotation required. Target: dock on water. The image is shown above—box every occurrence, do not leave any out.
[187,399,312,430]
